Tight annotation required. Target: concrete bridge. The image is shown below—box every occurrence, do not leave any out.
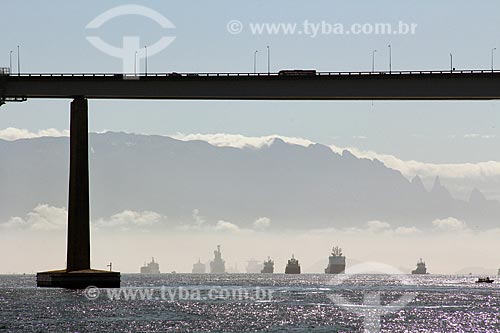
[2,70,500,100]
[1,70,500,288]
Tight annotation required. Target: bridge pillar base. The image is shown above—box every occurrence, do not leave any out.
[37,269,120,289]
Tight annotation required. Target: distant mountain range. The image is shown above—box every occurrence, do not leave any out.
[1,132,500,229]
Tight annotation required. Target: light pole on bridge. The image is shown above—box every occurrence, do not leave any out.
[9,51,13,75]
[267,46,271,75]
[372,49,377,73]
[134,51,138,76]
[253,50,258,74]
[145,46,148,76]
[450,53,454,72]
[492,48,497,72]
[17,45,20,76]
[388,44,392,73]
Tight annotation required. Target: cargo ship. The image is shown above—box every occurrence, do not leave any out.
[192,258,206,274]
[285,255,301,274]
[226,263,239,273]
[140,257,160,274]
[325,246,346,274]
[246,259,263,273]
[210,245,226,274]
[261,257,274,274]
[412,258,428,274]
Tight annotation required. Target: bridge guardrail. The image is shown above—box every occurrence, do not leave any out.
[4,69,500,78]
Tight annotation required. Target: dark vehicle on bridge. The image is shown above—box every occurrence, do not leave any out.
[278,69,317,76]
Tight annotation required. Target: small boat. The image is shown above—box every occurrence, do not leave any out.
[476,277,494,284]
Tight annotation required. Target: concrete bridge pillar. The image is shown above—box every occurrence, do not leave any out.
[36,97,120,289]
[67,97,90,272]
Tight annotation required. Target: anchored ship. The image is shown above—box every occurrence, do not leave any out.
[246,259,263,273]
[412,258,428,275]
[261,257,274,274]
[325,246,346,274]
[226,263,239,273]
[210,245,226,274]
[140,257,160,274]
[285,255,301,274]
[192,258,206,274]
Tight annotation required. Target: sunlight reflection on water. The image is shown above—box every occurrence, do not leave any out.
[0,274,499,332]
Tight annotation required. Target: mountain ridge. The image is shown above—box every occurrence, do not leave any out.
[1,132,499,229]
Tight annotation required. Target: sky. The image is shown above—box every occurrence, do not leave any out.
[1,1,500,274]
[1,0,500,163]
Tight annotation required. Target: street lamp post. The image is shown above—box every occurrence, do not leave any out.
[267,46,270,75]
[492,48,497,72]
[388,44,392,73]
[253,50,258,74]
[144,46,148,76]
[9,50,13,74]
[372,50,377,72]
[17,45,20,76]
[134,51,138,76]
[450,53,453,72]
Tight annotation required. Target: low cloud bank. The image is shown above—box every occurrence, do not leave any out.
[173,132,500,181]
[0,128,69,141]
[2,204,67,231]
[1,205,489,238]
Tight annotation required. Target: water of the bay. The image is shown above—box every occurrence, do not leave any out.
[1,274,499,332]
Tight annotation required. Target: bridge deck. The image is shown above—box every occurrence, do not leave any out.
[1,71,500,100]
